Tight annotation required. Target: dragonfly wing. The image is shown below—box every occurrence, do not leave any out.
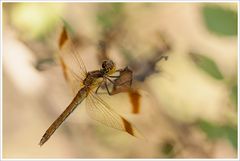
[86,91,144,139]
[58,26,87,95]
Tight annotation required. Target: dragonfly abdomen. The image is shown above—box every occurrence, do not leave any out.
[39,87,88,146]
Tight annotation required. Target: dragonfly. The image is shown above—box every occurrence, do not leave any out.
[39,26,143,146]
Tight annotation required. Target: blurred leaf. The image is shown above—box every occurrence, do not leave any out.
[223,126,238,149]
[97,3,124,30]
[190,53,224,80]
[198,120,224,139]
[11,3,63,40]
[202,5,237,36]
[230,85,237,109]
[111,3,124,14]
[197,120,237,149]
[161,141,175,158]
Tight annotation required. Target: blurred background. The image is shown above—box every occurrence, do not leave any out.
[2,2,238,158]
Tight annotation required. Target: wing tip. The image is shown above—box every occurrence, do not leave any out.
[59,26,69,49]
[121,117,146,140]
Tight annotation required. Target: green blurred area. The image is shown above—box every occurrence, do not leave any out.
[190,53,224,80]
[160,141,175,158]
[96,3,124,32]
[5,3,63,40]
[190,51,237,149]
[230,85,238,109]
[197,120,237,149]
[202,4,237,36]
[194,5,238,148]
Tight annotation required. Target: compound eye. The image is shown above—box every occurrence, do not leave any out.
[102,61,107,68]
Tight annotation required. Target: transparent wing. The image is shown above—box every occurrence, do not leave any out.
[86,90,144,139]
[58,26,87,95]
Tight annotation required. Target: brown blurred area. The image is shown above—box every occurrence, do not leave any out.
[2,2,238,158]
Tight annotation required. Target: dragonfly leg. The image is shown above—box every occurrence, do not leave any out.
[95,78,114,95]
[95,79,111,95]
[104,81,113,95]
[108,75,120,78]
[95,80,104,94]
[107,75,133,87]
[97,76,132,95]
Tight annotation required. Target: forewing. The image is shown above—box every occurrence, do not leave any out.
[58,26,87,95]
[86,91,144,139]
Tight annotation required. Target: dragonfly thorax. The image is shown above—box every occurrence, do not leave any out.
[83,71,102,86]
[83,60,116,87]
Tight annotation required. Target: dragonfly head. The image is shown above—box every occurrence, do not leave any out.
[101,60,116,75]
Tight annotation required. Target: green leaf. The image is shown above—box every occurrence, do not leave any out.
[10,4,61,40]
[190,53,224,80]
[96,3,124,30]
[202,5,237,36]
[161,141,175,158]
[230,85,238,109]
[223,126,238,149]
[197,120,237,149]
[197,120,224,139]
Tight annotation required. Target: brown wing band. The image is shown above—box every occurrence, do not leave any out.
[128,90,141,114]
[59,27,68,49]
[122,118,134,136]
